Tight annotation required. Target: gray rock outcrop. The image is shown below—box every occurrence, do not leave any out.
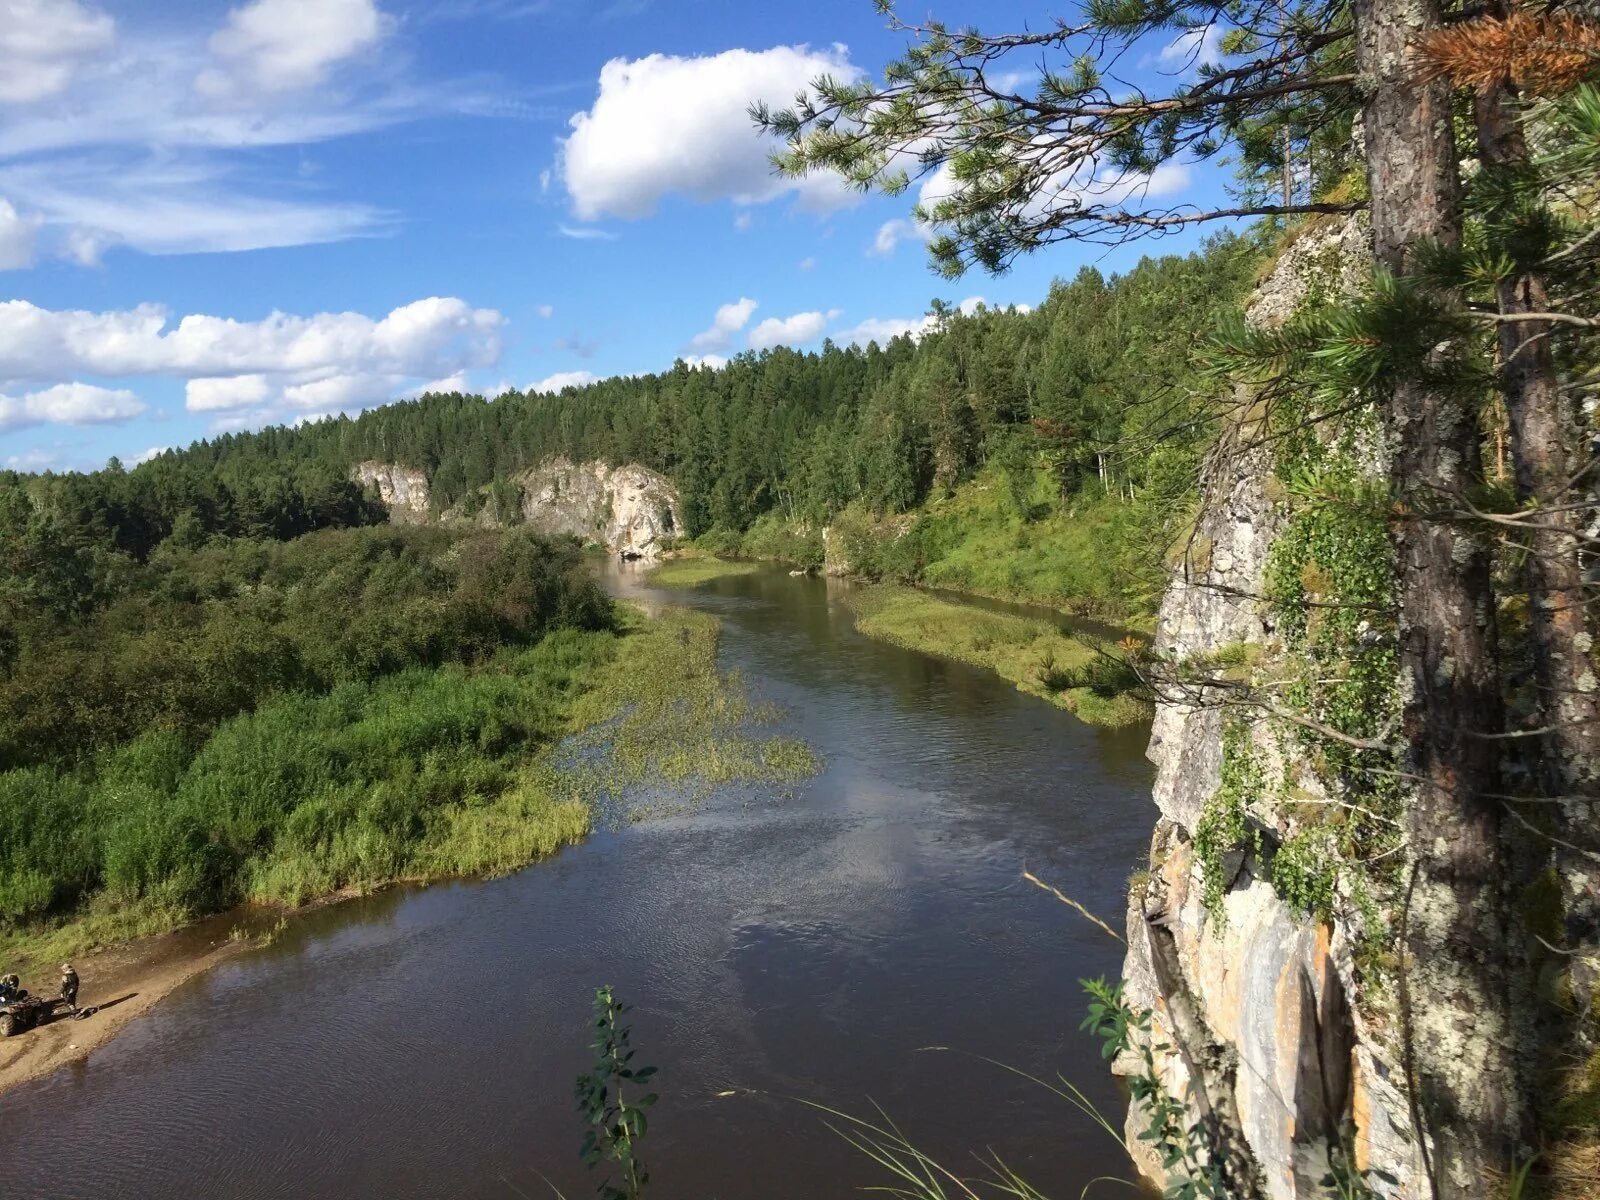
[1119,213,1424,1199]
[507,459,683,559]
[353,461,431,524]
[351,458,682,558]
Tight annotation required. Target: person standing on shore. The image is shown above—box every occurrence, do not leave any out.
[59,964,79,1014]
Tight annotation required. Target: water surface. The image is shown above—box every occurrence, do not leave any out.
[0,563,1155,1200]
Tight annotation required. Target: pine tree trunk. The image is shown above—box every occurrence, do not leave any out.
[1471,14,1600,1015]
[1351,0,1521,1191]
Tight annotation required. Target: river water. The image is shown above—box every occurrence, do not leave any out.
[0,563,1155,1200]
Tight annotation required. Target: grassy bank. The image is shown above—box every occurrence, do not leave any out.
[1,605,815,973]
[844,587,1152,728]
[645,551,761,589]
[692,464,1180,629]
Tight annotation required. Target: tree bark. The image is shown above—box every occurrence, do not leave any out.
[1352,0,1521,1192]
[1471,7,1600,1015]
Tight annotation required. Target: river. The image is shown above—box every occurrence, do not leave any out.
[0,562,1156,1200]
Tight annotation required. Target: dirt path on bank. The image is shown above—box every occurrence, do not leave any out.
[0,925,250,1099]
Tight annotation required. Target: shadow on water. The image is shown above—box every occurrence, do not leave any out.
[0,559,1157,1200]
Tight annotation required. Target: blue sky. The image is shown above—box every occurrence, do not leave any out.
[0,0,1234,472]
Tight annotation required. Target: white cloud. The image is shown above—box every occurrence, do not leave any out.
[0,382,145,432]
[0,0,116,105]
[0,155,388,256]
[0,196,41,268]
[0,3,471,260]
[681,353,727,370]
[0,296,502,429]
[186,374,274,413]
[61,225,110,266]
[558,45,860,222]
[1158,25,1225,71]
[415,369,471,394]
[5,446,61,471]
[196,0,390,99]
[834,315,928,347]
[798,256,815,271]
[733,211,753,232]
[0,296,503,383]
[131,445,171,465]
[689,297,757,352]
[748,309,834,351]
[529,370,599,393]
[834,295,989,348]
[536,304,555,318]
[871,217,927,257]
[558,224,619,240]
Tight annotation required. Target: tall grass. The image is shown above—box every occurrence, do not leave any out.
[0,606,818,971]
[844,587,1151,728]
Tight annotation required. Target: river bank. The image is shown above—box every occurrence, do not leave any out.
[649,553,1152,727]
[0,555,1153,1200]
[0,602,816,1094]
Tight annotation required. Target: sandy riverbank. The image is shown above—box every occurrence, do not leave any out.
[0,917,253,1098]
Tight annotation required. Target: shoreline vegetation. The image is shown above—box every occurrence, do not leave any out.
[3,568,816,978]
[647,551,1152,727]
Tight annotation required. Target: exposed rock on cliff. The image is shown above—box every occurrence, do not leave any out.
[1119,215,1424,1199]
[352,459,682,558]
[504,459,683,559]
[353,461,431,524]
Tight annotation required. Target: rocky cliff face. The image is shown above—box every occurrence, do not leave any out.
[352,458,683,558]
[504,459,683,559]
[1118,215,1424,1199]
[353,461,432,524]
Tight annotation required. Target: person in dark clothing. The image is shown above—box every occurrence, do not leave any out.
[60,964,79,1013]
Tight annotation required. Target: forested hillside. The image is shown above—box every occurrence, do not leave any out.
[2,232,1260,624]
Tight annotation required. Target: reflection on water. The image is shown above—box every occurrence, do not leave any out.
[0,562,1155,1200]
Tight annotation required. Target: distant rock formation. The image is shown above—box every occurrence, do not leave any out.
[352,458,683,559]
[508,459,682,559]
[352,461,431,524]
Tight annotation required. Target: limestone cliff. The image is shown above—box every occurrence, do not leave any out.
[353,461,432,524]
[352,458,683,558]
[1119,215,1423,1199]
[499,459,683,559]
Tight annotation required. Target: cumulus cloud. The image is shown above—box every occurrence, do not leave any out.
[0,0,116,105]
[689,297,757,352]
[0,295,502,428]
[871,217,927,257]
[5,446,62,471]
[529,370,599,393]
[196,0,390,99]
[834,296,990,348]
[681,353,727,370]
[536,304,555,319]
[748,309,835,351]
[131,445,172,466]
[0,296,502,382]
[0,382,145,432]
[558,45,860,222]
[0,197,41,268]
[186,374,274,413]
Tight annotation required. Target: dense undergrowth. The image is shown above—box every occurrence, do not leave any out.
[0,514,816,971]
[695,460,1179,624]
